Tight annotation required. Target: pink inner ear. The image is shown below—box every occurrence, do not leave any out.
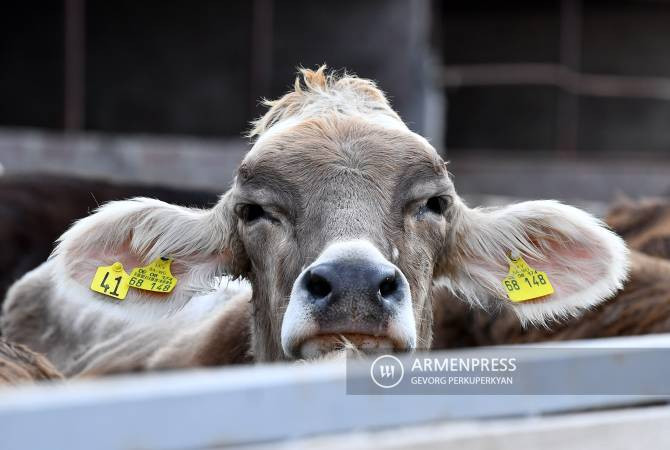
[522,235,610,300]
[65,238,224,298]
[66,240,144,286]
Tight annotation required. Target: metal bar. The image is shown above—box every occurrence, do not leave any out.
[249,0,274,117]
[1,334,670,449]
[556,0,582,156]
[64,0,86,131]
[439,63,670,101]
[0,127,249,190]
[261,405,670,449]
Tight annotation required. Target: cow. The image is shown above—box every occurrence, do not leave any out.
[0,339,63,385]
[1,67,628,376]
[0,174,219,307]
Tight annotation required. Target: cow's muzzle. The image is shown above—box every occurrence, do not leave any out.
[281,240,416,359]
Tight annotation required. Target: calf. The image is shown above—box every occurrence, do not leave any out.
[2,67,628,375]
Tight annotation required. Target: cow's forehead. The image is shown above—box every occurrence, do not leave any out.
[239,117,448,193]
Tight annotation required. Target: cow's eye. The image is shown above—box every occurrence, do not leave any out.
[237,204,266,223]
[425,196,449,215]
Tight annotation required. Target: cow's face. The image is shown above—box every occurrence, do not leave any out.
[215,69,629,362]
[229,119,451,359]
[225,110,627,360]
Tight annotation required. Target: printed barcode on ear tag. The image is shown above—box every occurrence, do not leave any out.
[502,255,554,302]
[129,257,177,293]
[90,262,131,300]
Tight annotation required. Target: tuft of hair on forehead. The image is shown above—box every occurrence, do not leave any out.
[248,65,404,139]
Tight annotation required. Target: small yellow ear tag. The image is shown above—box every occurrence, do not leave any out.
[128,257,178,293]
[90,262,131,300]
[502,255,554,302]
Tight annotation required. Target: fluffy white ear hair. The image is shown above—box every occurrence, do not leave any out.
[438,199,629,325]
[53,192,244,303]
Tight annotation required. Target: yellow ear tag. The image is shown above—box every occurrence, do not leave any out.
[128,257,178,293]
[90,262,131,300]
[502,255,554,302]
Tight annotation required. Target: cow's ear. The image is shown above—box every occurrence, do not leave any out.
[436,199,629,325]
[53,191,247,302]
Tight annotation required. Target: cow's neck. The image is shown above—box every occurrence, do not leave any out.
[249,286,286,362]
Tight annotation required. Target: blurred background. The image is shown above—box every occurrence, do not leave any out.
[2,0,670,198]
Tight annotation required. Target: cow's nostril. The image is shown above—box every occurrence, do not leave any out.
[305,271,332,298]
[379,273,399,298]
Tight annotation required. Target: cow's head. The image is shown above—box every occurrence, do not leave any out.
[57,67,629,361]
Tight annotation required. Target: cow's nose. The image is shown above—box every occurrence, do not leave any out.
[303,262,404,311]
[282,239,416,359]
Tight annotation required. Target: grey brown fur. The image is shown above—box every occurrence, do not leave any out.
[0,338,63,385]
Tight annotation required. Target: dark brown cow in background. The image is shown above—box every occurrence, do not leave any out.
[606,196,670,259]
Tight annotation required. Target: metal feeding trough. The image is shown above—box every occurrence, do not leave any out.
[1,333,670,449]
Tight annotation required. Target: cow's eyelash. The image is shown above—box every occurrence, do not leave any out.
[235,203,272,224]
[414,196,450,218]
[425,196,449,214]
